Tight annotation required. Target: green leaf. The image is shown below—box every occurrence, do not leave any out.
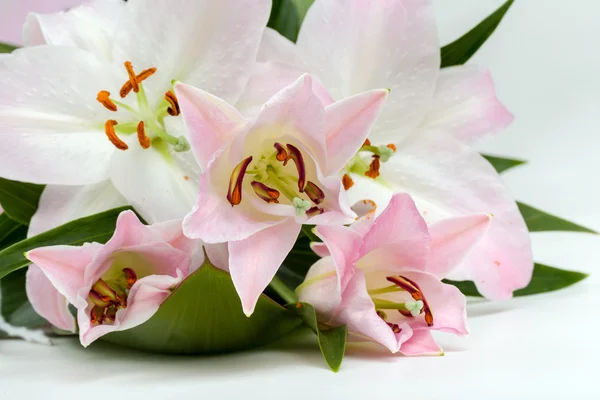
[287,302,347,372]
[102,262,302,354]
[441,0,514,67]
[268,0,314,42]
[1,269,46,329]
[0,213,24,244]
[483,154,527,174]
[0,206,132,281]
[518,202,596,234]
[0,42,17,54]
[445,263,589,297]
[0,178,45,225]
[278,233,318,290]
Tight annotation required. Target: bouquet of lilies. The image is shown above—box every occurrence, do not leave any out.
[0,0,592,371]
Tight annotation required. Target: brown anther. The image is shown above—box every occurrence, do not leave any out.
[92,279,118,302]
[363,138,371,147]
[306,206,324,217]
[342,174,354,190]
[305,181,325,205]
[96,90,117,112]
[365,155,381,179]
[104,306,118,323]
[119,67,157,98]
[251,181,280,204]
[164,90,180,116]
[274,142,288,162]
[387,143,397,152]
[227,156,253,206]
[124,61,140,94]
[122,268,138,290]
[90,306,105,325]
[386,275,434,327]
[136,121,151,149]
[104,120,128,150]
[89,291,110,307]
[387,322,402,334]
[285,144,306,192]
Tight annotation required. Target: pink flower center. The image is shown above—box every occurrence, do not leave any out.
[88,268,137,326]
[226,142,326,217]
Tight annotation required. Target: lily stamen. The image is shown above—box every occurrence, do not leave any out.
[119,65,157,98]
[251,181,280,204]
[227,156,253,206]
[96,90,117,112]
[365,155,381,179]
[305,181,325,204]
[136,121,151,149]
[274,142,288,162]
[104,120,128,150]
[387,275,434,326]
[164,91,181,116]
[342,173,354,190]
[124,61,140,94]
[283,144,306,192]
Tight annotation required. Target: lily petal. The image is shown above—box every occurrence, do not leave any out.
[0,46,122,185]
[23,0,126,60]
[399,328,443,356]
[314,225,363,290]
[113,0,271,104]
[229,219,301,316]
[423,65,514,145]
[426,214,492,279]
[297,0,440,141]
[297,256,342,320]
[257,27,301,65]
[324,88,389,175]
[175,82,247,170]
[401,271,469,335]
[25,265,76,332]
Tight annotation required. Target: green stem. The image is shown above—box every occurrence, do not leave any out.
[269,276,297,305]
[301,225,320,243]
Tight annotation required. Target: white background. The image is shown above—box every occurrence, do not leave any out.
[1,0,599,398]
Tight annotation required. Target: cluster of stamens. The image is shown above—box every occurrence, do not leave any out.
[371,274,434,333]
[88,268,137,325]
[227,142,326,217]
[96,61,182,151]
[342,139,398,190]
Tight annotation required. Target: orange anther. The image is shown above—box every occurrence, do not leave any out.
[164,90,180,116]
[124,61,139,94]
[387,143,397,152]
[119,67,157,98]
[137,121,151,149]
[96,90,117,112]
[342,174,354,190]
[363,138,371,147]
[104,120,128,150]
[365,155,380,179]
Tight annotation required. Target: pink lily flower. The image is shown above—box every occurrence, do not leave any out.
[297,193,492,355]
[25,210,205,347]
[240,0,533,300]
[177,74,389,315]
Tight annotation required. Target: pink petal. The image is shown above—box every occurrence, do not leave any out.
[425,214,492,279]
[324,89,389,175]
[399,329,444,356]
[296,0,440,142]
[25,265,75,332]
[380,132,533,299]
[25,242,103,303]
[228,219,301,316]
[401,270,469,335]
[314,225,363,290]
[175,82,247,170]
[310,242,330,258]
[296,257,342,320]
[335,270,404,353]
[359,193,431,272]
[424,65,514,144]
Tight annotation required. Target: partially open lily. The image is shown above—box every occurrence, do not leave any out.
[0,0,271,223]
[177,74,388,315]
[25,210,205,347]
[243,0,533,300]
[297,193,491,355]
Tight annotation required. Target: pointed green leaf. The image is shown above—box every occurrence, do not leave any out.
[0,42,17,53]
[292,0,314,21]
[1,269,47,329]
[287,302,347,372]
[0,206,132,281]
[102,262,302,354]
[0,178,45,225]
[518,202,596,234]
[441,0,514,67]
[268,0,314,42]
[0,213,24,244]
[445,263,589,297]
[483,154,527,173]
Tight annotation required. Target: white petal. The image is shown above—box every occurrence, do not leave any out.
[23,0,126,61]
[29,181,128,236]
[110,146,200,224]
[257,28,301,65]
[0,46,125,184]
[113,0,271,105]
[297,0,440,141]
